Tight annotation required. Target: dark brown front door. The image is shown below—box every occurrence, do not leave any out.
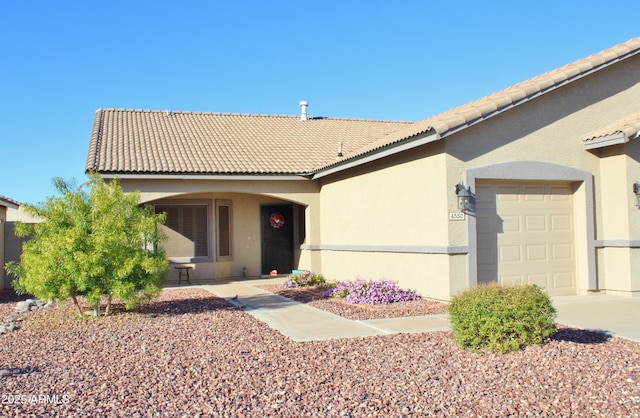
[261,205,294,275]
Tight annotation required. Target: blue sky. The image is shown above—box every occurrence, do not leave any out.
[1,1,639,205]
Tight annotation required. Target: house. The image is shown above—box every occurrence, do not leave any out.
[86,37,640,300]
[0,196,19,289]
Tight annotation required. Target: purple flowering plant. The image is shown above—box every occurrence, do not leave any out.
[322,276,422,305]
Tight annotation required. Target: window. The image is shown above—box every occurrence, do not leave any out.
[294,204,306,245]
[216,200,233,260]
[155,204,209,259]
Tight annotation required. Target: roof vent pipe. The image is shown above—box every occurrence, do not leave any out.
[299,101,308,121]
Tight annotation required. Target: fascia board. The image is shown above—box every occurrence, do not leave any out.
[583,132,628,150]
[312,131,440,180]
[98,174,309,181]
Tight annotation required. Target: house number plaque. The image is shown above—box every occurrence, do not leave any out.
[448,212,466,221]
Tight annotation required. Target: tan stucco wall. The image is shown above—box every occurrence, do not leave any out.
[315,53,640,299]
[315,144,455,300]
[318,250,452,301]
[594,142,640,296]
[129,180,318,283]
[443,54,640,297]
[154,193,284,282]
[319,147,449,246]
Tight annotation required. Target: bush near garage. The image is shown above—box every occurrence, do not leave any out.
[448,283,557,353]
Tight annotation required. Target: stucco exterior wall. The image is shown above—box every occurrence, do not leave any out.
[315,53,640,299]
[315,144,455,300]
[444,54,640,297]
[147,192,300,282]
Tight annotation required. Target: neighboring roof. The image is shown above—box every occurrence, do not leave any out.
[0,195,19,209]
[87,110,412,175]
[316,37,640,172]
[583,113,640,150]
[87,37,640,178]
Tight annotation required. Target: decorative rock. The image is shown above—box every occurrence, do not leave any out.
[1,298,52,337]
[15,301,31,314]
[0,369,11,377]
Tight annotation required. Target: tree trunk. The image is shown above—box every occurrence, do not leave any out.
[93,303,100,317]
[71,294,83,317]
[105,294,112,316]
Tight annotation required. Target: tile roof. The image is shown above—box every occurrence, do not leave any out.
[583,113,640,150]
[583,113,640,142]
[88,37,640,177]
[87,110,412,175]
[316,37,640,171]
[0,195,20,208]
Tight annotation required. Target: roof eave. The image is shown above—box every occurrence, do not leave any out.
[583,132,629,150]
[96,173,311,181]
[311,129,439,180]
[0,198,19,209]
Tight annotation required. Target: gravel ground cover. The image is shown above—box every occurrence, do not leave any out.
[0,287,639,417]
[257,284,448,320]
[0,289,29,318]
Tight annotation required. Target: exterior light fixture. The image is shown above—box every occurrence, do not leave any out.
[455,183,471,211]
[634,183,640,208]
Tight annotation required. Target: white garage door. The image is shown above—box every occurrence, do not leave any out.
[476,181,576,296]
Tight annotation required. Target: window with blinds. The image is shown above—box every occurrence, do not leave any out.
[155,204,209,258]
[216,200,233,260]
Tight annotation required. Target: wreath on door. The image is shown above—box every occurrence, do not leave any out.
[269,212,285,228]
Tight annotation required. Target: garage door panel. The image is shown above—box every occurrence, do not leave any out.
[524,186,545,200]
[553,272,574,293]
[476,181,576,296]
[525,215,546,231]
[497,187,520,201]
[528,273,548,288]
[502,215,521,232]
[550,186,572,199]
[501,275,523,286]
[552,243,572,260]
[526,244,547,261]
[551,215,571,231]
[499,245,522,262]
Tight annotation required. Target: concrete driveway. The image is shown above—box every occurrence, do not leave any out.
[552,294,640,342]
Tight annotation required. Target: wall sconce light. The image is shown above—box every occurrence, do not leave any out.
[634,183,640,207]
[456,183,471,211]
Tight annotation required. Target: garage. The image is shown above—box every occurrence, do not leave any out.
[475,181,577,296]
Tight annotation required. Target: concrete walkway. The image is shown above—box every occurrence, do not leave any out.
[197,278,640,343]
[200,278,450,342]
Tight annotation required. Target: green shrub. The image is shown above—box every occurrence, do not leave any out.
[281,271,327,288]
[448,283,557,353]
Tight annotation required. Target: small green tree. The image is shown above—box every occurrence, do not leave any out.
[5,175,168,317]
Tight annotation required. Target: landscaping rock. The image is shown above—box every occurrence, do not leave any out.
[0,288,638,416]
[1,298,52,337]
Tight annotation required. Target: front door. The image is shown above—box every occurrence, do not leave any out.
[261,205,294,275]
